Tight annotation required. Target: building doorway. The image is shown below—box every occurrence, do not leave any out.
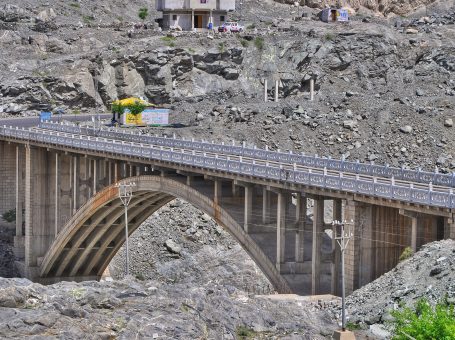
[194,15,203,28]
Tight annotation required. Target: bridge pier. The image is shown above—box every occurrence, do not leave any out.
[331,199,342,296]
[312,197,324,295]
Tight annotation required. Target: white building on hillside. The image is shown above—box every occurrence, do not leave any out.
[156,0,235,31]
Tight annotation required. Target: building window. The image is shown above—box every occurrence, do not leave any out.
[200,0,207,3]
[172,14,177,20]
[220,15,225,22]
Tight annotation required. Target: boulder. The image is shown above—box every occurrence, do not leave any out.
[400,125,413,134]
[164,239,181,254]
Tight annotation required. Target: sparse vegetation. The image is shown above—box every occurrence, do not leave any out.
[161,35,176,47]
[399,247,413,262]
[72,109,81,115]
[82,15,95,24]
[346,322,362,331]
[218,42,225,53]
[1,209,16,223]
[69,3,81,8]
[254,37,264,50]
[138,7,148,21]
[236,325,256,338]
[324,32,335,41]
[240,39,249,48]
[389,298,455,339]
[246,23,255,30]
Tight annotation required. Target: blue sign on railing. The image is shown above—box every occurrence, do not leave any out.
[39,112,52,122]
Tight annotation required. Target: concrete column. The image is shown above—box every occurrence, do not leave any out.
[264,79,268,102]
[72,156,79,214]
[186,175,193,187]
[54,152,59,237]
[331,199,342,296]
[295,194,306,263]
[344,200,362,294]
[444,217,455,239]
[262,187,271,224]
[312,198,324,295]
[214,179,222,205]
[275,80,279,102]
[276,191,287,272]
[411,217,418,252]
[310,78,315,101]
[232,181,239,197]
[15,145,23,237]
[114,162,119,182]
[244,185,253,233]
[24,146,55,275]
[191,10,194,30]
[108,161,112,185]
[92,159,97,195]
[359,205,374,287]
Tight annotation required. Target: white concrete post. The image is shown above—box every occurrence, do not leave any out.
[275,80,279,102]
[93,159,97,195]
[264,79,268,102]
[411,216,418,252]
[310,78,315,101]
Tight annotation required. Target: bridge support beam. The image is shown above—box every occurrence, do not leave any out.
[312,197,324,295]
[276,191,288,272]
[244,185,253,233]
[214,179,222,205]
[331,199,342,296]
[262,187,271,224]
[22,146,56,279]
[445,217,455,239]
[294,193,306,265]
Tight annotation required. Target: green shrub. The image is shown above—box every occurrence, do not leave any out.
[160,35,176,47]
[246,23,255,29]
[240,39,249,47]
[82,15,94,24]
[389,298,455,340]
[254,37,264,50]
[324,32,335,41]
[346,322,361,331]
[138,7,148,21]
[1,209,16,223]
[218,42,225,53]
[69,3,80,8]
[236,325,255,338]
[399,247,413,262]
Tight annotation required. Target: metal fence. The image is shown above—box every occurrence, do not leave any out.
[39,121,455,188]
[1,124,454,209]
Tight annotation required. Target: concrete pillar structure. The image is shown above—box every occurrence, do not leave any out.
[312,197,324,295]
[72,156,80,214]
[232,181,239,197]
[276,191,287,272]
[23,146,56,277]
[331,199,342,296]
[15,145,24,237]
[54,152,60,237]
[444,216,455,239]
[244,185,253,233]
[262,187,271,224]
[294,193,306,264]
[344,200,362,294]
[191,9,194,30]
[214,179,222,205]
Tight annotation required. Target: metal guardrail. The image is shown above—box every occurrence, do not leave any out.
[40,121,455,188]
[1,124,454,209]
[0,126,455,208]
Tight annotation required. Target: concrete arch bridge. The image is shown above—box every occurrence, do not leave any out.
[0,122,454,295]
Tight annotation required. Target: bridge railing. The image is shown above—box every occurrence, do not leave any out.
[1,124,454,209]
[38,121,455,188]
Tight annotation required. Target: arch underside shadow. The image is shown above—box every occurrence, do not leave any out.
[40,175,292,293]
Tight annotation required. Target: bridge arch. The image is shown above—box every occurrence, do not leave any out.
[40,175,291,293]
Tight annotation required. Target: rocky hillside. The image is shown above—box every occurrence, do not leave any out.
[325,239,455,337]
[275,0,440,16]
